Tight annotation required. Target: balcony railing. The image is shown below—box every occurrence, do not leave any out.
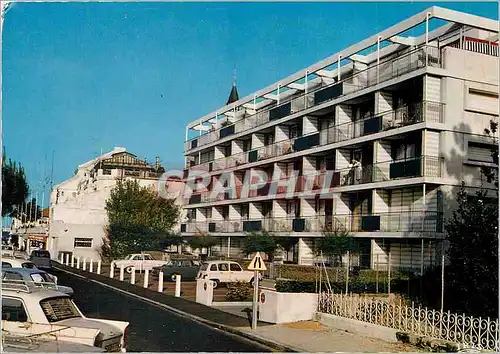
[180,211,444,234]
[185,45,440,152]
[185,156,444,205]
[186,101,444,172]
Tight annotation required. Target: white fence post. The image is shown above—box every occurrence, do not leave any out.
[76,257,80,269]
[82,258,87,271]
[110,263,115,278]
[158,271,163,292]
[130,267,136,285]
[71,255,75,267]
[89,259,94,273]
[143,269,149,288]
[60,253,64,264]
[119,266,124,281]
[65,254,70,266]
[175,275,181,297]
[97,260,102,275]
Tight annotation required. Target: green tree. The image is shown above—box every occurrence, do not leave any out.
[242,231,279,263]
[103,180,180,260]
[444,182,498,317]
[314,227,357,266]
[481,119,498,189]
[2,154,29,217]
[187,233,217,258]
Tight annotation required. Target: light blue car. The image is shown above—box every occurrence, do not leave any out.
[1,267,74,296]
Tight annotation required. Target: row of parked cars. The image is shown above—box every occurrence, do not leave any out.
[1,247,129,352]
[112,253,260,289]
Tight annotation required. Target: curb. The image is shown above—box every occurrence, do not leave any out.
[55,265,300,353]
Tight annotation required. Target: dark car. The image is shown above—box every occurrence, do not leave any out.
[29,249,51,269]
[152,259,201,282]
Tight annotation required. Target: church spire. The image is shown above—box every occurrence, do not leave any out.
[226,68,239,105]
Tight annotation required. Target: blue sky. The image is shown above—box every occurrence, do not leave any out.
[3,2,498,207]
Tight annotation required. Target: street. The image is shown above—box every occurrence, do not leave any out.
[51,269,271,352]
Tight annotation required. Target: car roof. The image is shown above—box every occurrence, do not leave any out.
[2,258,35,265]
[3,267,47,275]
[2,286,70,301]
[204,260,240,264]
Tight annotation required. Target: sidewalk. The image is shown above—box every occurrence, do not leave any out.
[57,264,419,353]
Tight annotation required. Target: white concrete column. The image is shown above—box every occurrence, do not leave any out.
[158,271,164,292]
[119,266,125,281]
[64,254,70,266]
[71,255,75,267]
[97,261,101,275]
[89,260,94,273]
[110,263,115,278]
[175,275,181,297]
[130,267,136,285]
[143,269,149,288]
[82,258,87,271]
[76,257,80,269]
[59,253,64,264]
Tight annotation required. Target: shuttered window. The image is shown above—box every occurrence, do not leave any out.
[468,142,494,163]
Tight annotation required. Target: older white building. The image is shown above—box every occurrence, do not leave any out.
[48,147,179,261]
[180,7,499,270]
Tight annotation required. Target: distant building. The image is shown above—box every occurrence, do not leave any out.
[48,147,182,261]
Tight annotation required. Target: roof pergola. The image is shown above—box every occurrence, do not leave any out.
[186,6,498,136]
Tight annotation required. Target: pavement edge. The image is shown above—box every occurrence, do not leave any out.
[55,265,301,353]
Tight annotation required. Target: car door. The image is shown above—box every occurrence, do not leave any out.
[132,255,143,270]
[229,263,245,282]
[217,263,230,283]
[2,297,30,322]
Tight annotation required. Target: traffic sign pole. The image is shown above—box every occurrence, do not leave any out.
[252,270,259,330]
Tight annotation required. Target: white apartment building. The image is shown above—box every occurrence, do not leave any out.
[48,147,180,261]
[180,7,499,270]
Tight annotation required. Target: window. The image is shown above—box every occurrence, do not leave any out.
[230,263,242,271]
[468,141,495,164]
[209,264,218,271]
[73,238,93,248]
[132,255,143,261]
[2,262,12,268]
[218,263,229,271]
[144,255,153,261]
[394,143,416,161]
[200,263,209,271]
[182,260,192,267]
[31,273,53,283]
[3,271,23,281]
[21,262,36,269]
[40,297,81,322]
[2,298,28,322]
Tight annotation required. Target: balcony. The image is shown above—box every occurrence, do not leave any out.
[180,211,443,234]
[185,45,440,152]
[186,101,443,174]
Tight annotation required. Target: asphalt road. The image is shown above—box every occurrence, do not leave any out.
[51,269,270,352]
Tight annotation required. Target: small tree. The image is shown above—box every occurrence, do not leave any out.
[481,119,498,190]
[444,182,498,317]
[187,232,217,259]
[2,154,29,217]
[315,227,357,267]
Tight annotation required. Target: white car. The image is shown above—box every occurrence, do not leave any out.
[2,244,15,257]
[2,283,129,352]
[112,253,167,273]
[196,260,261,288]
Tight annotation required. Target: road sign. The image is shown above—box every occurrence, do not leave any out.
[248,252,267,271]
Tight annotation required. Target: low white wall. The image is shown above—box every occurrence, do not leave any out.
[258,289,318,324]
[314,312,399,343]
[195,279,214,306]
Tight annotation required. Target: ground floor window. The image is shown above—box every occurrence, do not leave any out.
[74,238,93,248]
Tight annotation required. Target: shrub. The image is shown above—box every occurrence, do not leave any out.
[225,282,253,301]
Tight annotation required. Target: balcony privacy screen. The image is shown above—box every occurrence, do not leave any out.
[363,116,383,135]
[191,139,198,149]
[314,83,344,105]
[180,224,187,232]
[189,194,202,204]
[208,223,216,233]
[220,124,235,138]
[269,102,292,121]
[389,159,422,179]
[361,216,381,231]
[243,220,262,232]
[248,150,258,163]
[293,133,320,151]
[292,218,306,232]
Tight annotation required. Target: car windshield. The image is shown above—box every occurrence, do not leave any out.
[31,272,53,283]
[40,297,82,322]
[32,250,50,258]
[124,255,134,260]
[22,262,36,269]
[200,263,209,271]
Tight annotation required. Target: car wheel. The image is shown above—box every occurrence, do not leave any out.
[211,279,220,289]
[125,266,133,274]
[170,273,179,282]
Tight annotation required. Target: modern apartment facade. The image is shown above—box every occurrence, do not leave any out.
[180,7,499,270]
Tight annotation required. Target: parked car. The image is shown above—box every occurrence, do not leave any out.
[1,257,58,283]
[112,253,167,273]
[152,259,201,282]
[2,244,15,257]
[196,260,261,288]
[2,284,129,352]
[29,249,52,269]
[2,267,74,296]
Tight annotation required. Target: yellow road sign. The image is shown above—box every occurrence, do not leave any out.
[248,252,267,271]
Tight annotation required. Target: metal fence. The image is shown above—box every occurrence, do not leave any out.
[318,292,499,351]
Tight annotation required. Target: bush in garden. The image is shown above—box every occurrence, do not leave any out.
[225,282,253,301]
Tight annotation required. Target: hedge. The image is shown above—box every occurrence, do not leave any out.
[275,278,412,294]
